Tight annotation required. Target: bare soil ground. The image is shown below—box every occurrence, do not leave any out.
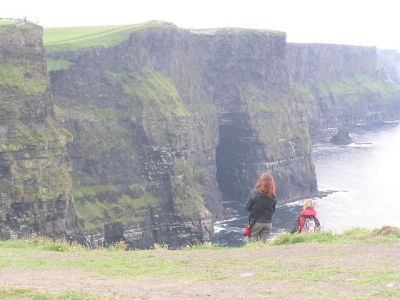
[1,241,400,299]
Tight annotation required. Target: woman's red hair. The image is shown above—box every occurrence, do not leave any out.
[255,172,276,198]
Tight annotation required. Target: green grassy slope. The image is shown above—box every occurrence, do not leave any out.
[43,21,173,52]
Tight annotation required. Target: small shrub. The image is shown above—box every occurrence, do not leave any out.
[373,226,400,237]
[153,243,169,250]
[22,236,86,252]
[182,242,224,250]
[107,241,128,251]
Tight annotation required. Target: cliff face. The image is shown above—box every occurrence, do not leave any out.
[287,44,400,136]
[47,24,316,248]
[378,49,400,84]
[2,21,399,249]
[0,21,80,240]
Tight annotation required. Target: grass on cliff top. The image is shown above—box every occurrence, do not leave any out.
[0,19,17,26]
[0,226,398,254]
[190,27,284,35]
[0,227,399,300]
[44,21,173,53]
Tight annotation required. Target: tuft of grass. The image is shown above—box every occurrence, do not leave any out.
[269,226,400,246]
[181,242,224,251]
[121,67,190,118]
[47,59,73,72]
[271,231,338,245]
[106,241,128,251]
[0,61,48,95]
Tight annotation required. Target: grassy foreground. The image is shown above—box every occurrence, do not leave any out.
[0,288,116,300]
[0,227,400,299]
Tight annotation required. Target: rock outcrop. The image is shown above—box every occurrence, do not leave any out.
[46,23,316,248]
[287,43,400,138]
[330,128,353,145]
[0,20,80,240]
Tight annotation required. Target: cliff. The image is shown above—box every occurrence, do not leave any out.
[378,49,400,84]
[4,21,398,249]
[287,43,400,137]
[0,20,80,240]
[45,22,316,248]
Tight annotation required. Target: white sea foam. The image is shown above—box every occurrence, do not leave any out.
[214,217,239,225]
[283,200,303,207]
[345,142,372,148]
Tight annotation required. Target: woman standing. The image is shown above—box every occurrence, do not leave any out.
[245,172,277,242]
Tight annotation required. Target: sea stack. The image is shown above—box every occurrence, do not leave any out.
[331,127,353,145]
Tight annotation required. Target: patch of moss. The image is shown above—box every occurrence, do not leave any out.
[190,101,216,114]
[54,104,133,120]
[317,75,400,97]
[38,166,71,201]
[2,121,48,151]
[47,58,72,72]
[120,192,163,210]
[121,67,190,118]
[73,185,118,198]
[0,179,11,194]
[171,159,210,217]
[0,60,48,95]
[76,190,163,230]
[129,181,148,189]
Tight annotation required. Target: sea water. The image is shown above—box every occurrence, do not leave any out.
[213,123,400,247]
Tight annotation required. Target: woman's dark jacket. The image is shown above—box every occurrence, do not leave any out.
[245,189,277,223]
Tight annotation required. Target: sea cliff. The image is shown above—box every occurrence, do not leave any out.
[0,20,80,241]
[1,20,399,248]
[287,43,400,137]
[46,23,316,247]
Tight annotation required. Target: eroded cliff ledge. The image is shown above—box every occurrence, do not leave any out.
[0,20,80,241]
[46,23,316,248]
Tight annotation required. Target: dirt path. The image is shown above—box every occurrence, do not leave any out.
[1,241,400,299]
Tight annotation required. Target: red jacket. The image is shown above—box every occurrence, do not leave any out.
[291,208,320,233]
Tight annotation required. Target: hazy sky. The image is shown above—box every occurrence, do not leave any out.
[3,0,400,50]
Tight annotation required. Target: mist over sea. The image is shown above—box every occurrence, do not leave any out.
[213,123,400,247]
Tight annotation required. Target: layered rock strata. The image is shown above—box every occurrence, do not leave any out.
[47,24,317,247]
[3,21,400,248]
[0,21,80,240]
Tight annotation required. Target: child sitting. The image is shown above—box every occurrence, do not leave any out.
[291,199,321,233]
